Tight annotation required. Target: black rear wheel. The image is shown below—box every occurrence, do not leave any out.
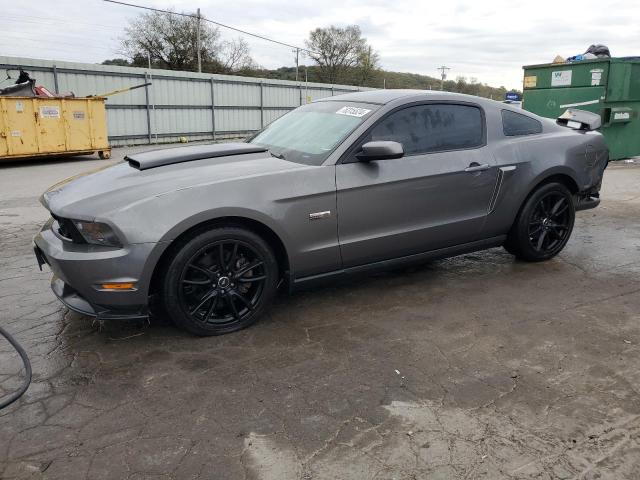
[504,182,575,262]
[162,227,278,335]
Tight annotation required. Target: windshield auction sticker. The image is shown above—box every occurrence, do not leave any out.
[336,106,371,117]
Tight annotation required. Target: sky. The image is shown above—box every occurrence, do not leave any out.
[2,0,639,90]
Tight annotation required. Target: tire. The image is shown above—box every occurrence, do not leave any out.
[162,227,279,336]
[98,150,111,160]
[502,240,518,256]
[504,182,575,262]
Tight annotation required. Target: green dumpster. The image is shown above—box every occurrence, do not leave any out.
[522,58,640,160]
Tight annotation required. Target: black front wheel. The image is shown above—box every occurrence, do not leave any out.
[162,227,278,336]
[504,182,575,262]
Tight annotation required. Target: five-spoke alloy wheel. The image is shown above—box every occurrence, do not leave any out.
[162,227,278,336]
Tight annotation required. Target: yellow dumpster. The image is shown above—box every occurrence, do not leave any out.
[0,96,111,162]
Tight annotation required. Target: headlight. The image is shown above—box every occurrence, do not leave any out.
[72,220,121,247]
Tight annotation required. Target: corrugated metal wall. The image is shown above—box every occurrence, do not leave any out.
[0,56,371,146]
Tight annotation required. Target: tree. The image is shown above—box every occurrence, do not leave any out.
[357,46,381,86]
[305,25,379,84]
[215,38,256,74]
[455,76,468,93]
[119,10,255,74]
[102,58,132,67]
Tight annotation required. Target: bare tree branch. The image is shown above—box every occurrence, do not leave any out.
[304,25,379,85]
[119,10,256,74]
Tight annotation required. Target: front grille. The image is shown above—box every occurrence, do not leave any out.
[51,214,86,243]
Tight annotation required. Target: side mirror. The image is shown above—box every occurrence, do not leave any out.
[356,141,404,162]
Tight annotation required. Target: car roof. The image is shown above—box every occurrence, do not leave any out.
[314,88,556,130]
[314,89,491,105]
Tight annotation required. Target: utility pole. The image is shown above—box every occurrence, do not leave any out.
[294,48,300,82]
[437,65,450,91]
[383,78,386,89]
[147,51,157,143]
[196,8,202,73]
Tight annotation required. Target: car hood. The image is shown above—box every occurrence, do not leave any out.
[42,143,308,220]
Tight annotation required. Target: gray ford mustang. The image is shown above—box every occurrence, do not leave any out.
[34,90,608,335]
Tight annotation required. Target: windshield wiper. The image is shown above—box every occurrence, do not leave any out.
[269,151,286,160]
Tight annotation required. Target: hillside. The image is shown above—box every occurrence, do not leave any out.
[244,65,516,100]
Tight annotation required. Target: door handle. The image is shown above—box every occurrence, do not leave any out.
[464,162,490,172]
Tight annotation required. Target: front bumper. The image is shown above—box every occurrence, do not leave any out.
[47,275,149,321]
[33,222,156,321]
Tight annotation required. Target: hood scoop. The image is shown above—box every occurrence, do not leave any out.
[126,143,268,170]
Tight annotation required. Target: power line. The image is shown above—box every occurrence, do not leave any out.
[2,13,124,30]
[102,0,315,55]
[0,35,117,53]
[2,29,120,42]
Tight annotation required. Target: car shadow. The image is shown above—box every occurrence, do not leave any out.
[62,247,518,341]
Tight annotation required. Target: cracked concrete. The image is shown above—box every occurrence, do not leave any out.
[1,150,639,479]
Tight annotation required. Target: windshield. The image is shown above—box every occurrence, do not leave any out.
[249,101,378,165]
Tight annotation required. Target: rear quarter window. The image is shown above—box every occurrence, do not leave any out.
[502,110,543,136]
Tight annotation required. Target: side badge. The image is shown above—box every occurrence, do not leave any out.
[309,211,331,221]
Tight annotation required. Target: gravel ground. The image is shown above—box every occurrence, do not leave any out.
[1,150,639,479]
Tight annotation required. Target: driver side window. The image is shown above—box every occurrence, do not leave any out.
[361,103,484,155]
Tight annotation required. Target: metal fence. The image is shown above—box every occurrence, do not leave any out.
[0,56,370,146]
